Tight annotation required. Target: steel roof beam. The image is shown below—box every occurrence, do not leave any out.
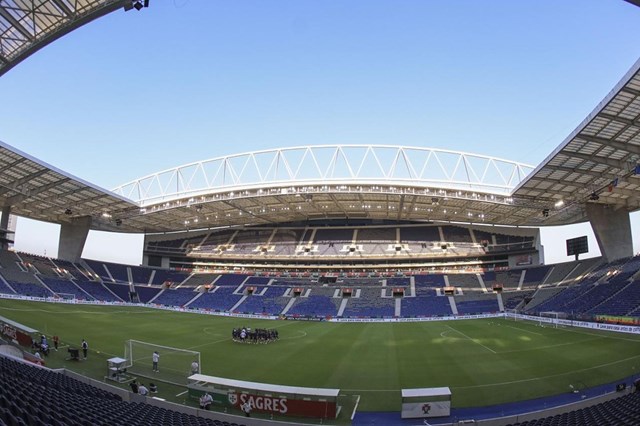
[563,152,631,170]
[50,0,74,18]
[0,6,34,41]
[598,112,640,128]
[621,86,640,97]
[0,168,50,196]
[601,186,640,199]
[8,177,71,205]
[576,134,640,155]
[541,164,622,180]
[0,157,26,174]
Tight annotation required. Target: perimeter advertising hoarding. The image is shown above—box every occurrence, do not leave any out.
[0,319,35,347]
[401,387,452,419]
[595,315,640,326]
[401,401,451,418]
[189,375,339,419]
[204,389,337,418]
[227,391,337,418]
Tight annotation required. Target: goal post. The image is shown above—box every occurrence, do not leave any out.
[124,340,201,386]
[504,309,519,320]
[53,292,76,301]
[539,311,568,328]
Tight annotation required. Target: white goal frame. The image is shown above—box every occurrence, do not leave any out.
[538,311,567,328]
[123,339,201,385]
[54,292,76,300]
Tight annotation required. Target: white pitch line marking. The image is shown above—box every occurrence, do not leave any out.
[454,354,640,389]
[503,324,543,336]
[445,324,496,354]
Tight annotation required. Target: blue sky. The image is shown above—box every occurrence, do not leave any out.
[1,0,640,264]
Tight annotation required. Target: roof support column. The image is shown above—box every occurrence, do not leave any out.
[585,203,633,262]
[58,216,92,262]
[1,205,11,250]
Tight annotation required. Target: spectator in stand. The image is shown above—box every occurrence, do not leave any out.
[152,351,160,372]
[138,383,149,396]
[52,335,59,351]
[81,339,88,360]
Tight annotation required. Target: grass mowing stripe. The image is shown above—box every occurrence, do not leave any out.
[453,353,640,389]
[2,300,640,412]
[499,337,603,354]
[503,324,543,335]
[557,325,640,343]
[445,324,497,354]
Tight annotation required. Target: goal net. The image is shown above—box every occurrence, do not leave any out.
[54,292,76,301]
[504,309,519,320]
[538,311,568,328]
[123,340,201,386]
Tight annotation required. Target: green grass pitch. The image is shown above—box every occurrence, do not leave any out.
[2,299,640,413]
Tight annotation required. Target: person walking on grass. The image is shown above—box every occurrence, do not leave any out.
[152,351,160,372]
[81,339,88,360]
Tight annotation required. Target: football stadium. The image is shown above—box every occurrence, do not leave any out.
[1,1,640,426]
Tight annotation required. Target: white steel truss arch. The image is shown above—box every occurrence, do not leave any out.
[113,145,534,206]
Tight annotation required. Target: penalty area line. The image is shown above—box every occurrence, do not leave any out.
[445,324,496,354]
[503,324,543,336]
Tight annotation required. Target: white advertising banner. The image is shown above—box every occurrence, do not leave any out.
[401,401,451,418]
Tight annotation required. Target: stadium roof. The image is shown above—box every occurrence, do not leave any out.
[0,0,140,78]
[1,1,640,234]
[0,140,139,232]
[2,49,640,234]
[512,56,640,225]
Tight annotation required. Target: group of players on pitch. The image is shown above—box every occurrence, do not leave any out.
[232,327,279,344]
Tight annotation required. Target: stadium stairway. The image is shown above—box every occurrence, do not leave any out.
[280,297,296,315]
[448,296,458,315]
[337,298,348,317]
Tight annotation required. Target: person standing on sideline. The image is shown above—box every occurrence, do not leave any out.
[152,351,160,372]
[52,335,59,351]
[81,339,88,360]
[191,360,199,375]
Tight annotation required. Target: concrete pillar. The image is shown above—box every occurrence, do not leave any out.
[585,203,633,262]
[1,206,11,250]
[58,216,92,262]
